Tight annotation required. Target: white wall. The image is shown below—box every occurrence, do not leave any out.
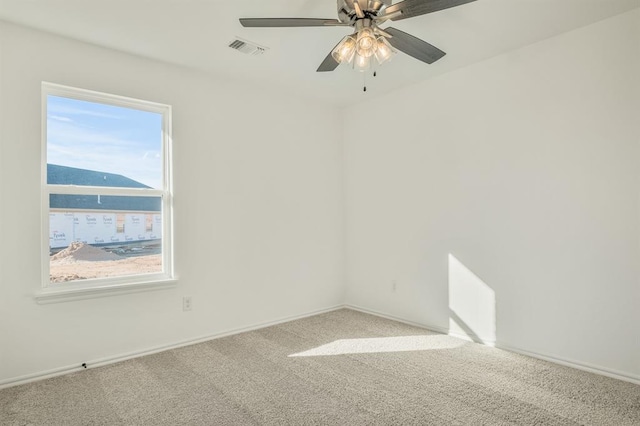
[0,22,345,384]
[2,8,640,386]
[345,9,640,380]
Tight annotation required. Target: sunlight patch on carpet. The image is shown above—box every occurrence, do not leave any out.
[289,335,465,357]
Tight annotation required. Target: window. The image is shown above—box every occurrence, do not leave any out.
[40,83,174,300]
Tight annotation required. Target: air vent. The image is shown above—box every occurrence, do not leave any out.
[228,38,268,56]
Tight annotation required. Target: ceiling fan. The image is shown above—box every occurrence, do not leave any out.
[240,0,476,73]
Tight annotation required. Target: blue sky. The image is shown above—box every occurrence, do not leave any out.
[47,95,163,189]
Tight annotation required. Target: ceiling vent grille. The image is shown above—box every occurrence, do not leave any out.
[228,38,268,56]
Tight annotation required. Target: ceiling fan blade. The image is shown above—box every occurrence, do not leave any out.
[385,27,445,64]
[380,0,476,21]
[317,42,341,72]
[240,18,347,27]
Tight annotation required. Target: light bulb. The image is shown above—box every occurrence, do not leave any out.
[331,35,356,64]
[374,36,395,65]
[356,28,377,58]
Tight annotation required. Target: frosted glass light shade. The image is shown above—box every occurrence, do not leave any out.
[356,28,377,58]
[331,35,357,64]
[374,36,395,65]
[353,53,371,72]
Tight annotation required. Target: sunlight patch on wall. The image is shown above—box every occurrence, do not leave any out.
[289,335,465,357]
[448,254,496,345]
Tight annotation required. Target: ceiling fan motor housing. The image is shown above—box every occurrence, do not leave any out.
[337,0,392,24]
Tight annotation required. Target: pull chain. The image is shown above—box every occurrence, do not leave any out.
[363,69,378,92]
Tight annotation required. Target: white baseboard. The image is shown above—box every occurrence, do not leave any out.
[4,303,638,389]
[344,304,640,386]
[0,304,345,390]
[345,304,449,335]
[496,343,640,385]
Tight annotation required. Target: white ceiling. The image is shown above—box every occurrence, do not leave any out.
[1,0,638,106]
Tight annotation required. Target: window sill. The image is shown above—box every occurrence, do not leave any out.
[35,278,178,304]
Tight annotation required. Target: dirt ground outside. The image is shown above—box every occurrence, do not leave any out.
[49,242,162,283]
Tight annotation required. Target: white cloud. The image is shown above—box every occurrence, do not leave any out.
[48,115,74,123]
[142,151,161,160]
[48,103,123,120]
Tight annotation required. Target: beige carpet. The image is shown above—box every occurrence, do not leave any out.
[1,309,639,425]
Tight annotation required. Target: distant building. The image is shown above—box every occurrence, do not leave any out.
[48,164,161,249]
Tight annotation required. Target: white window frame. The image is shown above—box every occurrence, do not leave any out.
[37,82,176,303]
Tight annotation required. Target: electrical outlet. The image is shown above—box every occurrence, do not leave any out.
[183,296,192,311]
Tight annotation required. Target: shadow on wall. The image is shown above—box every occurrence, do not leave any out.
[448,254,496,345]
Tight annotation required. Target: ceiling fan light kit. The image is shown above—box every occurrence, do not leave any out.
[332,21,397,71]
[240,0,476,77]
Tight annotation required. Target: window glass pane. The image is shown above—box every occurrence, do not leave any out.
[49,194,163,284]
[46,95,163,189]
